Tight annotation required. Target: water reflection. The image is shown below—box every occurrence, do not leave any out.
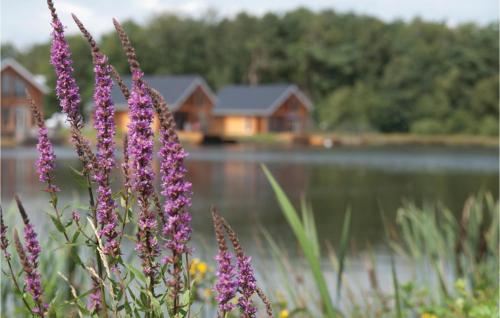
[1,145,499,255]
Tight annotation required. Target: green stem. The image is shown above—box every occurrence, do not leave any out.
[117,189,130,247]
[185,253,191,318]
[5,256,33,315]
[85,172,110,318]
[47,179,70,242]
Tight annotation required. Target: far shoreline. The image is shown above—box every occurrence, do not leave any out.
[1,131,498,149]
[232,132,499,148]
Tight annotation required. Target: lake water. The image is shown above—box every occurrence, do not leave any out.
[1,144,498,293]
[2,144,498,245]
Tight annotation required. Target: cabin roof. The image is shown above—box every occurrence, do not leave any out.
[110,74,215,111]
[1,58,49,94]
[213,84,313,116]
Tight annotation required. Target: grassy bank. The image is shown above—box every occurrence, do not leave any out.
[234,132,499,148]
[5,129,496,149]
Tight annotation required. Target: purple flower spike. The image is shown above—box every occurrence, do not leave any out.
[48,1,97,173]
[29,97,59,193]
[218,214,260,317]
[160,138,192,256]
[49,9,83,129]
[35,127,58,192]
[237,255,258,317]
[23,231,44,309]
[128,70,155,199]
[214,251,238,313]
[88,276,102,313]
[23,223,42,266]
[13,229,47,316]
[14,196,47,316]
[92,52,120,258]
[128,70,159,276]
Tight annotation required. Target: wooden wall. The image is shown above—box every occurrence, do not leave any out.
[113,84,213,134]
[212,92,310,137]
[1,66,44,138]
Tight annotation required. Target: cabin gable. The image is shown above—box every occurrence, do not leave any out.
[175,84,214,131]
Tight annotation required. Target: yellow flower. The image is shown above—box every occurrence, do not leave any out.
[189,258,200,276]
[421,313,438,318]
[197,262,208,274]
[279,309,290,318]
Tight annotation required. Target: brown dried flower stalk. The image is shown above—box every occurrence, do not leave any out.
[111,66,131,100]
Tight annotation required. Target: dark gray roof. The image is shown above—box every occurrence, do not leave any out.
[110,74,214,111]
[214,84,312,116]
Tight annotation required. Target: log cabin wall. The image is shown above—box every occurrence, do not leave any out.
[1,66,44,140]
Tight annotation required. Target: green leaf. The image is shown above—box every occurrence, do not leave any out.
[68,165,89,189]
[126,264,147,284]
[48,213,66,234]
[71,230,80,243]
[335,208,351,304]
[300,197,320,258]
[262,164,338,317]
[391,254,402,318]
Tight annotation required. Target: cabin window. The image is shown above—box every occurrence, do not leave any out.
[14,77,26,97]
[2,74,12,96]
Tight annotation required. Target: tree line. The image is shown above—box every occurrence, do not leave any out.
[2,8,498,135]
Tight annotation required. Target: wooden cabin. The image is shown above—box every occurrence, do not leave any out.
[211,84,312,136]
[106,75,215,133]
[1,59,48,143]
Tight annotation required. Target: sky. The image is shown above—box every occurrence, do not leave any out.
[1,0,499,49]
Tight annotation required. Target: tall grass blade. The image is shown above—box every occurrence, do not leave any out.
[261,228,300,306]
[335,209,351,304]
[262,164,338,317]
[300,196,320,258]
[390,254,402,318]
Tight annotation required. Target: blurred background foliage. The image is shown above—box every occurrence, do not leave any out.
[2,8,498,135]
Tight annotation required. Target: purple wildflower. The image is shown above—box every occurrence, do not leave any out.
[219,214,259,317]
[128,69,159,276]
[148,87,193,311]
[214,251,238,313]
[71,14,120,257]
[212,209,238,315]
[48,1,83,129]
[14,196,47,315]
[128,74,155,197]
[35,126,59,192]
[23,225,46,314]
[236,255,258,317]
[160,136,192,256]
[23,223,42,267]
[48,1,97,175]
[92,52,119,257]
[88,276,102,313]
[13,229,47,317]
[72,211,81,223]
[28,97,59,193]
